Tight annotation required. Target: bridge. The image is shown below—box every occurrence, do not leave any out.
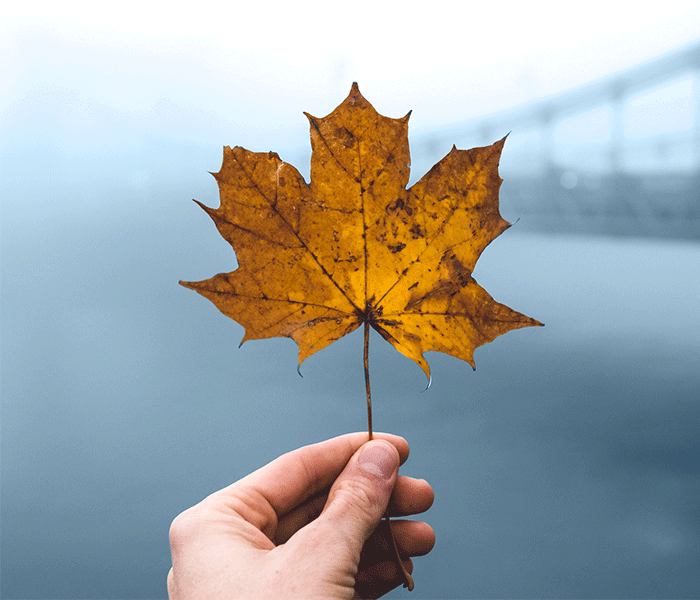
[412,41,700,240]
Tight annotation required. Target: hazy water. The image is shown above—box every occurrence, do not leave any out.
[3,193,700,598]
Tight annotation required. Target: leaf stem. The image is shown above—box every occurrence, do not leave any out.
[363,320,414,591]
[364,320,373,441]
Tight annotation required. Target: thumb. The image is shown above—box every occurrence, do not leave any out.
[314,440,400,557]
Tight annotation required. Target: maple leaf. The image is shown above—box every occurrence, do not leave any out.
[181,83,542,379]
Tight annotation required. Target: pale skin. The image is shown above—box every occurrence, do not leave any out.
[168,432,435,599]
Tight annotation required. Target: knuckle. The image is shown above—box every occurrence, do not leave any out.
[168,505,203,547]
[334,477,383,518]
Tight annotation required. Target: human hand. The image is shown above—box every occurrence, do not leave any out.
[167,432,434,599]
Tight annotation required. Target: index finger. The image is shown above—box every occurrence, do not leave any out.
[216,432,408,529]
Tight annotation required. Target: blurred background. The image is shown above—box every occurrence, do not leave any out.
[2,2,699,598]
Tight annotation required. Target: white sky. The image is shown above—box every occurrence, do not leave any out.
[5,0,700,127]
[2,0,699,165]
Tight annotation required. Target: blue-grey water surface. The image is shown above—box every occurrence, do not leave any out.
[3,195,699,598]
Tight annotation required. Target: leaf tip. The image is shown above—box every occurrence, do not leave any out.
[304,111,320,131]
[346,82,368,107]
[418,359,431,382]
[493,136,507,154]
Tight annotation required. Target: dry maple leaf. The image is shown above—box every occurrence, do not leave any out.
[181,83,542,380]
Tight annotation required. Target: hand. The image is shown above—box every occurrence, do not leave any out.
[167,432,435,599]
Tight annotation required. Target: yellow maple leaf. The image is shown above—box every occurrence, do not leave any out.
[181,83,541,379]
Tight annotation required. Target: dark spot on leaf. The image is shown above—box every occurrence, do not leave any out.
[442,252,472,287]
[403,331,421,342]
[386,197,404,213]
[386,197,412,215]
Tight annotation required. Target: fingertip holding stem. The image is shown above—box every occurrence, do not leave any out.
[358,442,398,480]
